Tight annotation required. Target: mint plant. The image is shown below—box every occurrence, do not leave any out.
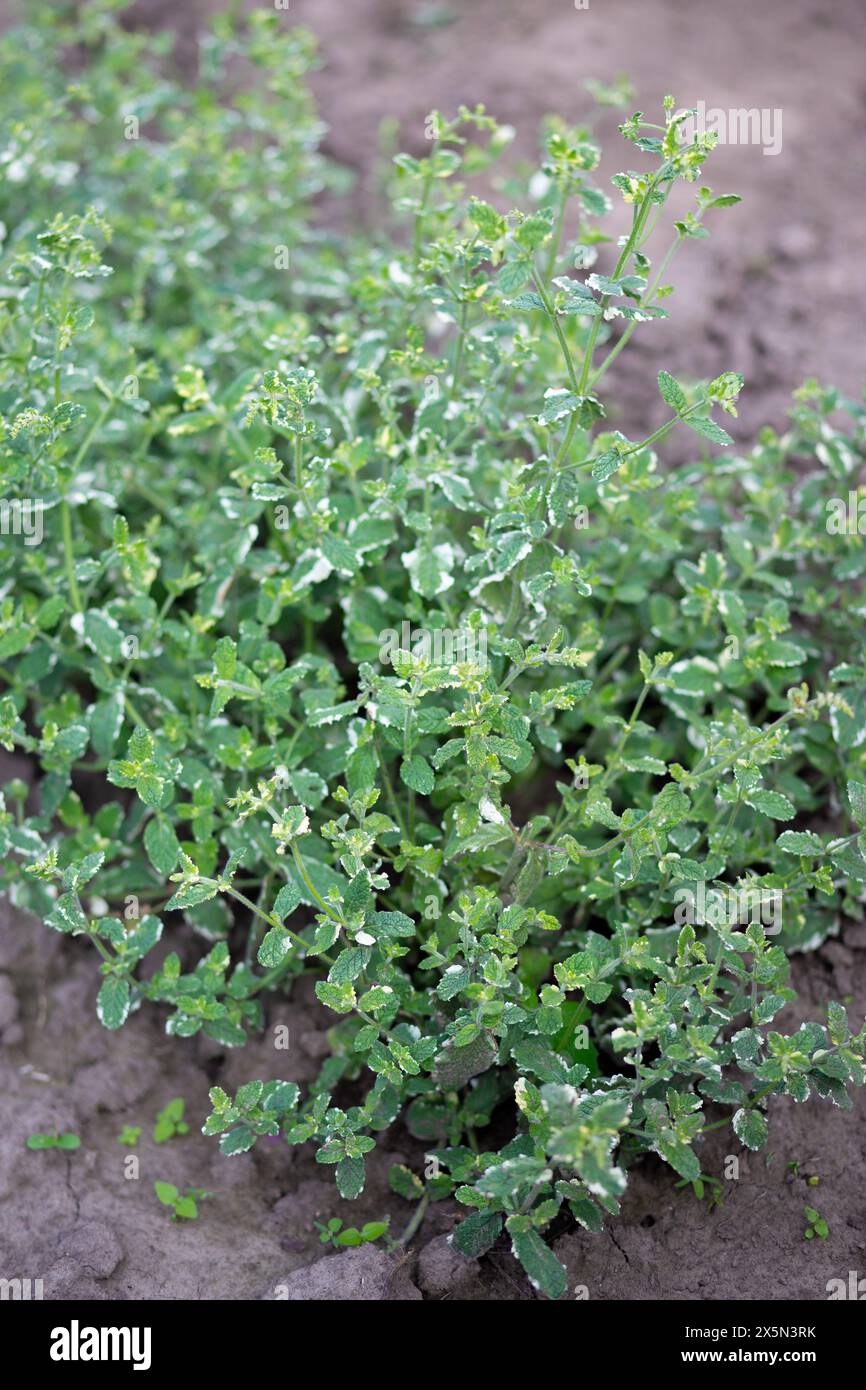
[1,3,865,1299]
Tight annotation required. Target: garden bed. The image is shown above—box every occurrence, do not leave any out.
[2,896,863,1300]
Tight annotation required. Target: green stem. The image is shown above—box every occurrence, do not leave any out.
[375,736,407,838]
[700,1083,777,1135]
[544,186,568,282]
[413,166,433,271]
[289,845,345,927]
[559,399,709,475]
[589,230,681,390]
[398,1191,430,1247]
[597,679,652,795]
[229,881,400,1045]
[532,271,579,394]
[547,702,814,855]
[60,499,82,613]
[403,679,420,842]
[578,174,661,393]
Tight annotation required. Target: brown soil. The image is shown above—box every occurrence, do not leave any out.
[2,896,864,1301]
[130,0,866,445]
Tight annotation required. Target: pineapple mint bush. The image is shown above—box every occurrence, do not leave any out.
[2,3,865,1301]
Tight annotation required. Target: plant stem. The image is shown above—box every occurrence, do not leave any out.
[578,174,661,393]
[589,229,681,390]
[60,499,82,613]
[544,186,568,282]
[532,270,580,393]
[398,1191,429,1246]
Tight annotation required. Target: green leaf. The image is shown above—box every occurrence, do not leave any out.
[219,1125,256,1156]
[510,291,546,312]
[848,780,866,828]
[538,389,580,425]
[400,755,435,795]
[46,893,88,935]
[433,1031,497,1088]
[96,977,130,1030]
[654,1133,700,1181]
[26,1134,55,1150]
[745,790,795,821]
[263,1081,300,1114]
[777,830,823,856]
[450,1211,503,1259]
[389,1164,424,1201]
[315,979,357,1014]
[509,1227,568,1300]
[343,870,371,916]
[590,448,622,482]
[683,414,733,446]
[826,1001,850,1046]
[273,881,302,919]
[87,692,125,758]
[164,879,219,911]
[499,259,530,293]
[144,818,180,876]
[258,927,292,968]
[82,608,124,662]
[336,1155,366,1199]
[657,370,687,412]
[827,840,866,881]
[328,947,369,984]
[62,851,104,891]
[733,1107,769,1151]
[360,1221,388,1242]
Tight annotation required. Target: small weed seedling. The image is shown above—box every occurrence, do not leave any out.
[154,1181,211,1222]
[315,1217,390,1249]
[117,1125,142,1147]
[26,1131,81,1152]
[803,1205,829,1240]
[674,1173,724,1212]
[153,1098,189,1144]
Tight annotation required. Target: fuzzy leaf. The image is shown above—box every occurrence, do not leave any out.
[96,976,130,1030]
[509,1227,568,1300]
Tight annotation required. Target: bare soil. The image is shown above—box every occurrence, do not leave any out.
[129,0,866,443]
[2,896,864,1300]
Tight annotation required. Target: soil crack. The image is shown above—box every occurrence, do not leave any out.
[609,1227,630,1265]
[64,1155,82,1222]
